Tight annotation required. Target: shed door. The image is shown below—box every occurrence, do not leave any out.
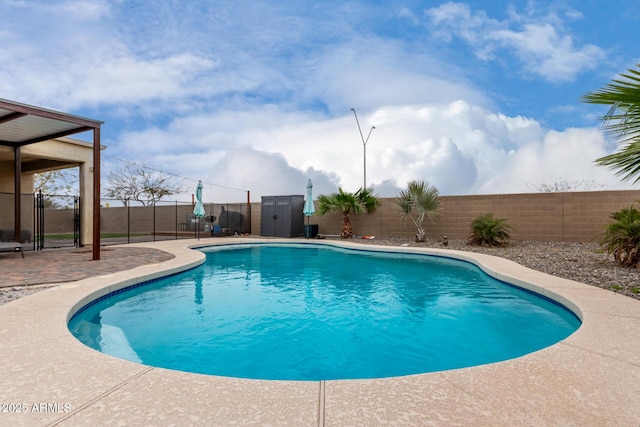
[261,197,276,236]
[275,197,291,237]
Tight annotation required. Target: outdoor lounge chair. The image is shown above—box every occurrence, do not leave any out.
[0,241,24,258]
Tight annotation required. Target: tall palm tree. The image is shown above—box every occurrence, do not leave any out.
[396,180,441,242]
[317,187,379,238]
[582,64,640,183]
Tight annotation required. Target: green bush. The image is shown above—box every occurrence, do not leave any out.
[468,213,512,247]
[601,205,640,268]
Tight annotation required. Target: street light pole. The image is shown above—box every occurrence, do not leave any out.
[350,108,375,190]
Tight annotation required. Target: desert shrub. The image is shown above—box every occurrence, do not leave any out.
[602,205,640,268]
[468,213,512,247]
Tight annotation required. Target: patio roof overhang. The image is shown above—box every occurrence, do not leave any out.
[0,99,103,260]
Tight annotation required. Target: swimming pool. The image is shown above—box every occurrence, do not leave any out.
[68,243,580,381]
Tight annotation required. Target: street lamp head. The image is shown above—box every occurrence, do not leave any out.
[350,108,355,112]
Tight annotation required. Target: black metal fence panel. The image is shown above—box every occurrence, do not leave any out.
[1,192,252,250]
[99,199,252,246]
[34,192,80,249]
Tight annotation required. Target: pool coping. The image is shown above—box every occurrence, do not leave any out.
[1,237,639,426]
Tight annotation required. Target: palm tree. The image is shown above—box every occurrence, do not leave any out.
[355,186,380,214]
[317,187,379,238]
[601,205,640,268]
[468,213,512,247]
[582,64,640,183]
[396,180,441,242]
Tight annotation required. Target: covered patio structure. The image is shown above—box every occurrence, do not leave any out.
[0,99,103,260]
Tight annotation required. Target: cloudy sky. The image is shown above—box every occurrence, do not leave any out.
[1,0,639,202]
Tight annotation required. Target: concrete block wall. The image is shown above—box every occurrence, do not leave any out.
[26,190,640,244]
[0,192,35,234]
[251,189,640,243]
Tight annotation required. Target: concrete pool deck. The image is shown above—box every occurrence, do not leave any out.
[1,238,640,426]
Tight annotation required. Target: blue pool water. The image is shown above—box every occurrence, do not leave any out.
[69,244,580,381]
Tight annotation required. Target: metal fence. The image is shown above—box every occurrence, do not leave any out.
[99,198,252,246]
[35,192,80,249]
[0,192,251,251]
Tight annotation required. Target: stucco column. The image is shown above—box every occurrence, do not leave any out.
[79,162,94,246]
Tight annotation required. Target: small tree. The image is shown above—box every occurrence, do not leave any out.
[601,205,640,268]
[396,180,441,242]
[104,161,185,206]
[34,168,79,208]
[468,213,512,247]
[317,187,379,238]
[526,177,600,193]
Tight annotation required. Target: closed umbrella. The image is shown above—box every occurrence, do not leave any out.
[303,179,315,238]
[193,180,205,240]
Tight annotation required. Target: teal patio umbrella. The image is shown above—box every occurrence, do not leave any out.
[193,180,205,240]
[303,179,315,238]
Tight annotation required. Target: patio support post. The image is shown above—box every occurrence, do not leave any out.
[13,146,21,242]
[92,126,101,260]
[127,199,131,244]
[153,202,157,242]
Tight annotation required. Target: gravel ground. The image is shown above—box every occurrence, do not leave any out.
[0,284,54,306]
[2,238,639,305]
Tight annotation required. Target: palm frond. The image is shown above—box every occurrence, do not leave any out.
[596,142,640,183]
[395,180,441,234]
[468,213,512,247]
[355,187,380,213]
[582,64,640,182]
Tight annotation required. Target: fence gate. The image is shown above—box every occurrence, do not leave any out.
[35,191,81,250]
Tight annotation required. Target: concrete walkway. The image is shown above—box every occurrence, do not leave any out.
[1,238,639,426]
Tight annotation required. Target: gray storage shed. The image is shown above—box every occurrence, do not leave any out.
[260,195,305,237]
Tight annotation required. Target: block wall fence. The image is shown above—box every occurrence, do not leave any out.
[251,190,640,243]
[25,189,640,243]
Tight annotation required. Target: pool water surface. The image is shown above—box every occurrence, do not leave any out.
[69,244,580,380]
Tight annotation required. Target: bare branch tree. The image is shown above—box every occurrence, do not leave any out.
[526,177,602,193]
[104,161,185,206]
[34,169,78,195]
[34,168,79,208]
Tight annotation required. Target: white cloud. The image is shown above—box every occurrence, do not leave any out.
[57,0,111,21]
[487,24,605,82]
[199,146,340,203]
[424,2,606,82]
[477,127,622,193]
[70,53,219,107]
[303,37,491,112]
[114,101,635,203]
[2,0,635,205]
[0,1,280,112]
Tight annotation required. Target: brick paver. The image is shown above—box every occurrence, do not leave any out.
[0,246,174,287]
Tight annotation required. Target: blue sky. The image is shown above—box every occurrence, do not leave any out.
[1,0,639,202]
